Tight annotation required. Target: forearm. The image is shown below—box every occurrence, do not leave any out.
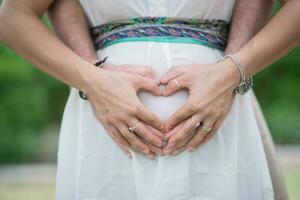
[225,0,274,54]
[0,0,97,92]
[48,0,98,64]
[235,0,300,76]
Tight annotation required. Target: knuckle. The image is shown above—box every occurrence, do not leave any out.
[147,115,156,123]
[189,102,199,112]
[187,143,196,149]
[171,138,181,146]
[101,118,110,125]
[115,137,124,145]
[125,132,135,142]
[148,82,157,90]
[109,132,117,140]
[144,67,153,74]
[208,112,218,120]
[130,106,139,115]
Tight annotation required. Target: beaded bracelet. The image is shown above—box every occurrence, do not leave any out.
[79,56,109,100]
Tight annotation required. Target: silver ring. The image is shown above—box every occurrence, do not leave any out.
[128,121,140,133]
[174,79,181,89]
[191,117,201,128]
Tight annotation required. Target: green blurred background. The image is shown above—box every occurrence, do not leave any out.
[0,0,299,199]
[0,1,299,164]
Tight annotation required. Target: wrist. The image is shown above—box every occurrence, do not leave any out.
[219,54,254,95]
[78,56,110,99]
[217,58,241,89]
[78,62,104,93]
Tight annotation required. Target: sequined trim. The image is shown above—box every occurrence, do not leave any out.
[91,17,229,50]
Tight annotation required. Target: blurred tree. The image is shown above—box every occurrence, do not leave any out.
[0,0,299,164]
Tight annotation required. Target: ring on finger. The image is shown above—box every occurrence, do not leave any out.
[174,79,181,89]
[202,124,213,134]
[191,117,201,128]
[128,121,140,133]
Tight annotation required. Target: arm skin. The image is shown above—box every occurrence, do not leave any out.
[46,0,295,157]
[48,0,98,64]
[0,0,97,93]
[225,0,274,54]
[0,0,165,160]
[48,0,168,158]
[227,2,289,199]
[159,0,300,155]
[235,0,300,76]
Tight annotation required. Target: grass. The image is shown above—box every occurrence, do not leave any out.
[0,168,299,200]
[284,168,300,200]
[0,183,54,200]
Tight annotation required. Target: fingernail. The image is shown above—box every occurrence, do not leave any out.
[187,147,196,152]
[162,135,169,141]
[171,150,179,155]
[126,152,132,159]
[160,125,165,131]
[160,141,168,148]
[146,154,155,160]
[155,76,160,84]
[143,149,150,154]
[157,141,164,147]
[165,126,170,132]
[164,149,172,155]
[156,150,163,156]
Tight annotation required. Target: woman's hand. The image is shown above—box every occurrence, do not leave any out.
[83,64,165,159]
[160,59,240,155]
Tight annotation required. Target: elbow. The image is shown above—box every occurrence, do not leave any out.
[0,13,6,42]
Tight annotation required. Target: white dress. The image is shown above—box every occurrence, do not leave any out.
[56,0,274,199]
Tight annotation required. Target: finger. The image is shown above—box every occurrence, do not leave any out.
[161,76,186,96]
[186,127,207,152]
[164,119,186,138]
[120,65,158,80]
[170,145,187,156]
[132,120,163,147]
[139,136,163,156]
[102,124,132,159]
[135,103,164,131]
[163,116,201,155]
[160,65,186,84]
[131,145,157,160]
[135,76,161,96]
[186,117,216,151]
[201,116,224,145]
[119,125,151,155]
[165,99,196,131]
[143,123,165,139]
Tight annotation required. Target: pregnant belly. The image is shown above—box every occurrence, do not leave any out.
[97,41,222,122]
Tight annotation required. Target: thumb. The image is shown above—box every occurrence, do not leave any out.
[162,78,183,96]
[160,66,184,84]
[136,76,162,96]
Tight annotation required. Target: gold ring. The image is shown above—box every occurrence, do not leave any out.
[174,79,181,89]
[128,121,140,133]
[202,125,212,134]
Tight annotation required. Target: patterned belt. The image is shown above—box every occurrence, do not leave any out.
[91,17,229,51]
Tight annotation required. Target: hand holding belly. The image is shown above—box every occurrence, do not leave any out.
[85,64,165,159]
[160,60,241,155]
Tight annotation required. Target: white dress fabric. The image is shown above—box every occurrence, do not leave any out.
[56,0,274,199]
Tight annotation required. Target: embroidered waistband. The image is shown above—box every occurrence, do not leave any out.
[91,17,229,50]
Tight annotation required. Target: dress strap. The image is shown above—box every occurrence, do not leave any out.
[90,16,229,50]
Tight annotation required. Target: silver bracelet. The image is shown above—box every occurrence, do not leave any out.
[218,54,253,95]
